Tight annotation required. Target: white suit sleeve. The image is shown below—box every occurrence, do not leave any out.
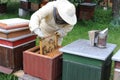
[57,25,74,37]
[29,2,53,32]
[29,13,40,32]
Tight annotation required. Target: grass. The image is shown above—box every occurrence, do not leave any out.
[0,73,17,80]
[63,7,120,52]
[0,1,120,80]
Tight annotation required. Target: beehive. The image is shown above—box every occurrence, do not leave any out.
[23,46,62,80]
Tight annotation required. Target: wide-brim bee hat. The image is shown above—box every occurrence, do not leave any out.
[56,0,77,25]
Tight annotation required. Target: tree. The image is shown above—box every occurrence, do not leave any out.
[112,0,120,18]
[110,0,120,27]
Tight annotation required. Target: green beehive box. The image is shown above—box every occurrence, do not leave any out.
[59,39,116,80]
[62,53,112,80]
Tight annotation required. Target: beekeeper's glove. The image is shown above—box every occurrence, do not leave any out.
[55,29,66,37]
[34,28,44,38]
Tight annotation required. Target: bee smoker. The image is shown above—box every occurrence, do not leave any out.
[97,28,108,48]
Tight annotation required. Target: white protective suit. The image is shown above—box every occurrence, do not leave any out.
[29,0,76,46]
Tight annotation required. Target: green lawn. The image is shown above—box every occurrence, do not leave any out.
[0,1,120,80]
[63,8,120,53]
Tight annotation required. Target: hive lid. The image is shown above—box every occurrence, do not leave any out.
[112,49,120,62]
[59,39,116,61]
[80,2,96,6]
[0,18,29,30]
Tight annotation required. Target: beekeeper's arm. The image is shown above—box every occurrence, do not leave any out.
[56,25,74,38]
[29,2,52,37]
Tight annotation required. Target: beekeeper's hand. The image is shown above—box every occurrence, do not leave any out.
[55,29,65,37]
[55,31,60,37]
[34,28,44,38]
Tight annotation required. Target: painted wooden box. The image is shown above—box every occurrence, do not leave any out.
[113,69,120,80]
[0,40,35,74]
[20,1,31,10]
[112,49,120,80]
[23,46,62,80]
[30,3,40,11]
[79,3,96,20]
[0,34,36,47]
[84,0,91,2]
[115,62,120,69]
[0,27,31,39]
[60,39,116,80]
[29,0,42,4]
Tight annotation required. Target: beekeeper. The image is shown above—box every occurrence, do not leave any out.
[29,0,77,46]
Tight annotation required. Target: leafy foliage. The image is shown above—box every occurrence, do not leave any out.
[0,73,17,80]
[94,7,112,24]
[0,0,8,4]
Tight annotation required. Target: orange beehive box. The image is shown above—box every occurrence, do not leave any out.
[23,46,62,80]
